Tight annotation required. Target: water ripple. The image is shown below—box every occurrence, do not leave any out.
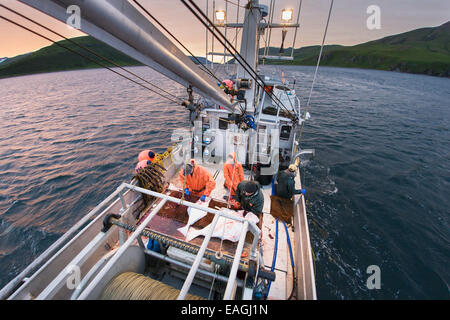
[0,66,449,299]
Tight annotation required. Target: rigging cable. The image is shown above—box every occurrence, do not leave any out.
[0,15,182,105]
[224,0,246,9]
[0,4,184,105]
[235,0,241,51]
[223,0,228,73]
[263,0,275,61]
[212,23,243,75]
[180,0,291,117]
[294,0,334,285]
[297,0,334,143]
[180,0,297,121]
[131,0,223,85]
[290,0,303,59]
[206,0,209,70]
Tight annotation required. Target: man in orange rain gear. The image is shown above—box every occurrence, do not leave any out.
[220,79,239,97]
[179,159,216,201]
[223,152,244,198]
[220,79,233,90]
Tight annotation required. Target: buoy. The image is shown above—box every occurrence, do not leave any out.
[138,149,156,162]
[135,160,150,173]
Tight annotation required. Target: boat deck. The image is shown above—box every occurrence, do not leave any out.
[137,190,255,263]
[138,161,296,300]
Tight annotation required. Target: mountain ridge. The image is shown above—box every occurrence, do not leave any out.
[265,21,450,77]
[0,21,449,79]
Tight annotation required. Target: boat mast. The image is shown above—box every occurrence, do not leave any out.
[235,0,262,113]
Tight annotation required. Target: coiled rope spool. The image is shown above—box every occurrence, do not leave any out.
[100,272,203,300]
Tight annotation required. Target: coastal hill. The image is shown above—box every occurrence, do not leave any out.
[0,21,449,79]
[0,37,142,79]
[267,21,449,77]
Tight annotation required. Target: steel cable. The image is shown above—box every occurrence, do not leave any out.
[0,10,182,105]
[132,0,223,85]
[298,0,334,143]
[181,0,297,121]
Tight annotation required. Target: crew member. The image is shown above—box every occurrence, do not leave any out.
[234,180,264,216]
[220,79,239,96]
[276,164,304,199]
[179,159,216,201]
[223,152,244,198]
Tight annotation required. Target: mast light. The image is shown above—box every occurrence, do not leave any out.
[281,9,293,23]
[215,10,226,24]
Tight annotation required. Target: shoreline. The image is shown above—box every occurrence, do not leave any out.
[1,63,449,81]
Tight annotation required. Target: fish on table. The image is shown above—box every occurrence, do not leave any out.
[177,199,211,237]
[186,209,259,242]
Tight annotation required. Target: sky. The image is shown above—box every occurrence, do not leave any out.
[0,0,449,58]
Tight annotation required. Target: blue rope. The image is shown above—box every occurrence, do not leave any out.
[264,221,296,299]
[284,221,297,299]
[266,218,279,298]
[283,222,295,269]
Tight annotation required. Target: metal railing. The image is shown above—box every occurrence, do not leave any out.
[73,183,260,300]
[2,179,262,300]
[0,182,136,300]
[120,183,261,300]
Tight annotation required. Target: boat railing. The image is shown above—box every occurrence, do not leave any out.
[0,180,139,300]
[76,183,261,300]
[121,183,261,300]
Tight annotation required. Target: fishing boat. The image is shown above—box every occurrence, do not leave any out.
[0,0,329,300]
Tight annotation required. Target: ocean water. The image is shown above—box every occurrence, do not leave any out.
[0,65,449,299]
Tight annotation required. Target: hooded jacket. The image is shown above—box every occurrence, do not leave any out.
[179,159,216,196]
[276,169,301,199]
[235,181,264,215]
[223,152,244,196]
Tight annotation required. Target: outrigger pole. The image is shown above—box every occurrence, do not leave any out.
[19,0,234,111]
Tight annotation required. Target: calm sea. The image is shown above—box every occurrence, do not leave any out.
[0,65,449,299]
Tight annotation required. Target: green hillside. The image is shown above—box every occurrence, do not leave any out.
[266,21,450,77]
[260,45,342,64]
[1,21,449,78]
[0,36,142,79]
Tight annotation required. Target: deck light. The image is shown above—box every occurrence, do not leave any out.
[215,10,226,24]
[281,8,293,23]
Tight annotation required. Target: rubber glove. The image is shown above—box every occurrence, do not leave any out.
[184,188,190,196]
[200,195,206,202]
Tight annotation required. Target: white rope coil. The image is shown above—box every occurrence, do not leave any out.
[100,272,203,300]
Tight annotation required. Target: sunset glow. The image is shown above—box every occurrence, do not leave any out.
[0,0,449,58]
